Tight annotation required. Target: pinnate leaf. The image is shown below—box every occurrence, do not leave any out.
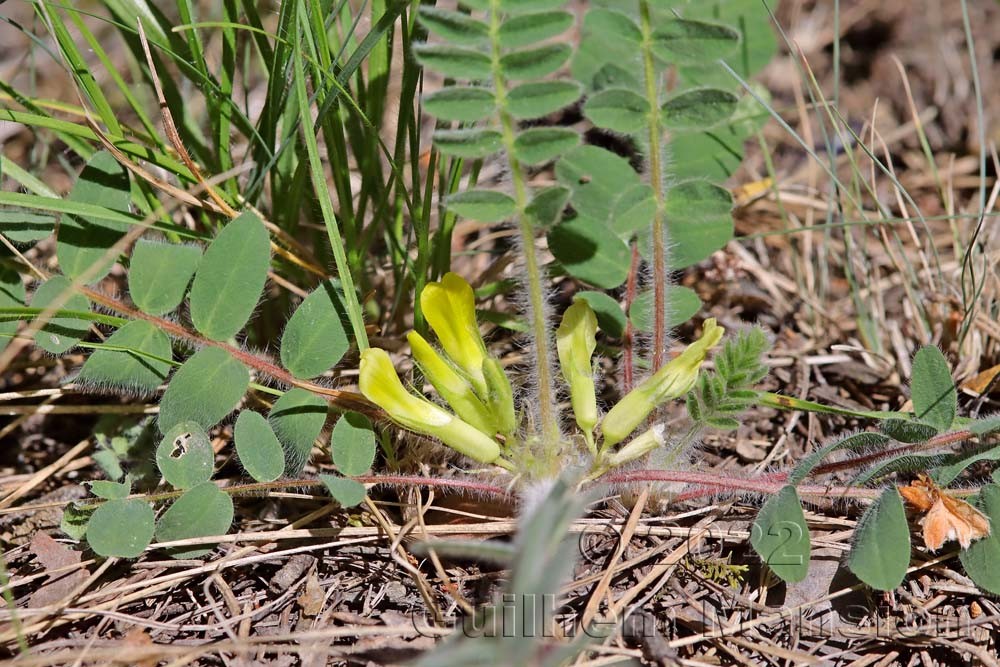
[128,239,201,316]
[156,421,215,489]
[234,410,285,483]
[157,346,249,434]
[280,281,350,380]
[87,498,154,558]
[155,482,234,559]
[847,488,910,590]
[189,211,270,341]
[750,485,810,583]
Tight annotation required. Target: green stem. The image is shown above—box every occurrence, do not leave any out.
[488,0,558,443]
[639,0,668,372]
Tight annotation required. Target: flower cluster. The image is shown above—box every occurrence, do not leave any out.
[357,273,723,473]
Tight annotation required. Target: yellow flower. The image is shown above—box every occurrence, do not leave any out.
[407,331,495,436]
[556,299,598,434]
[602,318,724,447]
[605,424,666,467]
[421,273,488,396]
[359,348,500,463]
[483,357,516,437]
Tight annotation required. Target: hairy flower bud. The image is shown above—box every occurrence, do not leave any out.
[420,273,489,396]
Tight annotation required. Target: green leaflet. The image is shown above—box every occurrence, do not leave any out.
[583,88,650,134]
[576,290,626,338]
[269,387,328,476]
[446,190,517,223]
[156,421,215,489]
[651,18,741,65]
[500,43,571,80]
[331,412,376,477]
[960,484,1000,594]
[910,345,956,431]
[157,346,249,434]
[417,7,488,45]
[30,275,91,354]
[433,129,504,159]
[0,268,26,353]
[155,481,234,559]
[414,44,492,80]
[75,319,172,395]
[750,485,810,583]
[56,151,132,284]
[847,489,910,591]
[188,211,271,341]
[234,410,285,483]
[87,498,155,558]
[319,474,367,508]
[128,239,201,316]
[0,209,56,244]
[422,87,495,122]
[513,128,579,166]
[662,88,739,130]
[628,287,702,333]
[280,280,350,380]
[664,180,733,219]
[547,214,630,289]
[507,81,581,120]
[524,185,571,229]
[498,11,573,49]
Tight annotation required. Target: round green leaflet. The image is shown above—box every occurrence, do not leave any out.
[234,410,285,483]
[156,421,215,490]
[157,346,250,435]
[155,482,234,560]
[332,412,376,477]
[87,498,155,558]
[280,280,350,380]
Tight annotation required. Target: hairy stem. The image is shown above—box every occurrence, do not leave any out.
[488,0,557,443]
[639,0,668,371]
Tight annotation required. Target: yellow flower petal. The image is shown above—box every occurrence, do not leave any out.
[557,299,598,434]
[408,331,495,435]
[420,273,488,395]
[602,319,724,446]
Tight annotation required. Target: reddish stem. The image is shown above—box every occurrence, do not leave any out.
[622,243,640,392]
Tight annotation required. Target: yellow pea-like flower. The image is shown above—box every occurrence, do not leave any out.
[602,318,724,447]
[358,348,500,463]
[407,331,496,436]
[556,299,598,434]
[421,273,489,396]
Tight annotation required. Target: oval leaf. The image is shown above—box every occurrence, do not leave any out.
[30,276,91,354]
[189,211,271,341]
[156,421,215,489]
[911,345,956,432]
[234,410,285,483]
[548,215,630,289]
[583,88,650,134]
[500,43,571,80]
[959,484,1000,594]
[414,44,491,80]
[269,387,328,476]
[280,281,350,379]
[446,190,517,223]
[651,19,741,65]
[319,475,367,508]
[332,412,376,477]
[513,128,579,166]
[577,290,626,338]
[75,320,173,395]
[847,488,910,590]
[0,209,56,244]
[422,87,495,122]
[417,7,488,45]
[750,485,810,583]
[499,11,573,49]
[665,180,733,219]
[155,481,234,559]
[158,346,249,435]
[57,151,131,283]
[662,88,739,131]
[128,239,201,316]
[87,498,154,558]
[507,81,581,120]
[433,129,503,158]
